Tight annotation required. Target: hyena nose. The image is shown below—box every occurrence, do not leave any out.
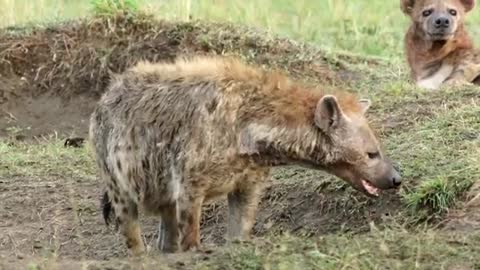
[434,17,450,28]
[392,171,402,187]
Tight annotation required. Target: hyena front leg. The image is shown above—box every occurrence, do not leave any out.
[227,170,268,241]
[157,202,180,253]
[178,197,203,251]
[444,62,480,86]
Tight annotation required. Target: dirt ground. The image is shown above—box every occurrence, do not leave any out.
[0,169,401,269]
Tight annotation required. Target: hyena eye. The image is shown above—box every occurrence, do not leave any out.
[367,151,380,159]
[422,9,433,17]
[449,9,457,16]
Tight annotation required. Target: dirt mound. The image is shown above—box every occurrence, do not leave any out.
[0,13,356,139]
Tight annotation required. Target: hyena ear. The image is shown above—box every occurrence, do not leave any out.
[359,99,371,114]
[460,0,475,12]
[314,95,343,132]
[400,0,415,15]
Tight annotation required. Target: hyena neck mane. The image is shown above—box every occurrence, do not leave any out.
[407,23,473,66]
[238,121,326,167]
[237,78,358,168]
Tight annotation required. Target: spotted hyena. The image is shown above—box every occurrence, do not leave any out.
[401,0,480,89]
[89,56,401,255]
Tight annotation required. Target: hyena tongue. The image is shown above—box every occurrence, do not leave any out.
[362,179,379,196]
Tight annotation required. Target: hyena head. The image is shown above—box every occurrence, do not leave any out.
[401,0,475,41]
[314,95,401,197]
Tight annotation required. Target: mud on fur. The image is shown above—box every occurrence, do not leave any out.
[89,55,401,255]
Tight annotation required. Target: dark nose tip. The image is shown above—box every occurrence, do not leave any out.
[392,172,402,187]
[391,169,402,187]
[434,17,450,28]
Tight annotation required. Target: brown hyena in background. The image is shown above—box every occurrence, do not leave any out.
[401,0,480,89]
[89,56,402,255]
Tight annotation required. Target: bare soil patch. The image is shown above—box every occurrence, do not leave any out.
[0,169,400,269]
[444,181,480,233]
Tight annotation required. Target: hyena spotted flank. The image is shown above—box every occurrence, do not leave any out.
[89,56,401,255]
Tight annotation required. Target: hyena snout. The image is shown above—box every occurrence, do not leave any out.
[375,161,402,190]
[427,12,456,38]
[433,15,451,29]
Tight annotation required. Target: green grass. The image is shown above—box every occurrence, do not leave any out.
[198,228,480,269]
[90,0,140,16]
[377,88,480,220]
[0,137,95,179]
[3,0,480,60]
[405,177,470,219]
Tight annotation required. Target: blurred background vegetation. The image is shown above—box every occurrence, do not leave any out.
[2,0,480,60]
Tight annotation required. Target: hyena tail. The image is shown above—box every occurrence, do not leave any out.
[101,191,114,226]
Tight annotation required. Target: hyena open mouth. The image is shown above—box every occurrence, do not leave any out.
[362,179,380,197]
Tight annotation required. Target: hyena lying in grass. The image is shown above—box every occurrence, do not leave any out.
[401,0,480,89]
[89,56,402,255]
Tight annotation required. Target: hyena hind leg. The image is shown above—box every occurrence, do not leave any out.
[157,202,180,253]
[111,193,145,256]
[156,199,204,253]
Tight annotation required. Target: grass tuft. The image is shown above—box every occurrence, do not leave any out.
[405,177,473,220]
[89,0,139,16]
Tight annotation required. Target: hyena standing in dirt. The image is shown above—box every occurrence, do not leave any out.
[401,0,480,89]
[89,56,401,255]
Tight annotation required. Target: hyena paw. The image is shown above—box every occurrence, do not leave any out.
[443,78,472,88]
[128,243,146,257]
[157,233,179,253]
